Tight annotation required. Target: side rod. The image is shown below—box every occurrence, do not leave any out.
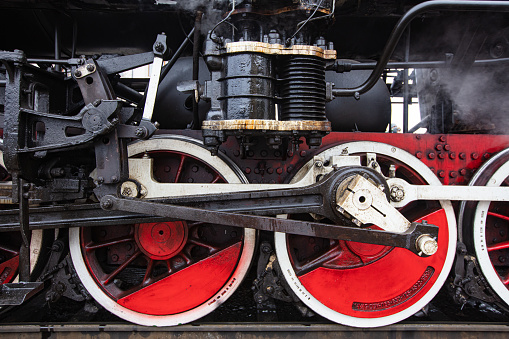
[100,195,438,256]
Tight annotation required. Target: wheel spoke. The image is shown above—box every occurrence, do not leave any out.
[174,154,186,183]
[166,259,173,273]
[488,240,509,252]
[210,174,222,183]
[102,250,142,285]
[142,258,154,286]
[0,244,20,255]
[84,236,134,252]
[188,221,206,228]
[188,237,220,251]
[294,243,341,275]
[180,252,193,265]
[487,211,509,222]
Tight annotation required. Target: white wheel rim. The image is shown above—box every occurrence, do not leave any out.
[275,141,457,327]
[473,160,509,304]
[70,136,255,326]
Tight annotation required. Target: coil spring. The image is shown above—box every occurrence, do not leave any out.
[279,55,326,121]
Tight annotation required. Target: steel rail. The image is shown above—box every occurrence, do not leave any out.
[0,322,508,335]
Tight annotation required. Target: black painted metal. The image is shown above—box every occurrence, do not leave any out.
[222,53,275,120]
[102,193,437,255]
[279,55,326,121]
[0,204,167,232]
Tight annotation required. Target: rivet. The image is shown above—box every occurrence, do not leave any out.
[439,135,446,142]
[267,168,274,174]
[471,153,479,160]
[245,168,251,174]
[276,168,283,174]
[428,152,436,159]
[460,169,467,176]
[437,170,445,178]
[416,152,423,159]
[438,153,445,159]
[459,153,466,160]
[483,153,491,160]
[450,171,457,178]
[435,144,443,151]
[449,152,456,159]
[444,144,451,151]
[300,151,307,157]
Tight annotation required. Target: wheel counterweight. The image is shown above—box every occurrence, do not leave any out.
[70,136,256,326]
[275,141,457,327]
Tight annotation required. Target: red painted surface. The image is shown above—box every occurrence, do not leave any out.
[319,133,509,185]
[0,256,18,284]
[117,242,241,315]
[298,209,449,318]
[199,130,509,186]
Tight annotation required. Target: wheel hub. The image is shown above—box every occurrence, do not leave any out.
[135,221,188,260]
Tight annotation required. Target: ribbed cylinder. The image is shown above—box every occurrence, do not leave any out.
[279,55,327,121]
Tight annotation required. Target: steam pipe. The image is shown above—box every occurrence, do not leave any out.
[54,21,61,72]
[192,11,202,130]
[331,0,509,97]
[403,28,410,133]
[26,55,509,70]
[159,27,195,83]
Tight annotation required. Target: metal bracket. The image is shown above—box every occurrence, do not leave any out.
[0,282,43,305]
[141,33,168,126]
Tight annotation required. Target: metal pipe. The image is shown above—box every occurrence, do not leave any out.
[402,28,410,133]
[54,22,61,72]
[159,27,195,83]
[192,11,203,130]
[408,115,430,133]
[331,0,509,97]
[26,55,509,70]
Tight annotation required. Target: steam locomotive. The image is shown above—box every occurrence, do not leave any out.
[1,0,509,327]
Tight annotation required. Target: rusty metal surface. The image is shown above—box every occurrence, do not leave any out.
[202,119,331,131]
[225,41,337,59]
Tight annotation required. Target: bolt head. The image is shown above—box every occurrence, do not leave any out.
[154,42,164,52]
[74,69,82,77]
[101,198,113,209]
[86,64,95,72]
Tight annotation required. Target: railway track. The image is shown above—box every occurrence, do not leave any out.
[0,322,508,339]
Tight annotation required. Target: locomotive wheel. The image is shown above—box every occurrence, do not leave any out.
[275,141,456,327]
[459,149,509,305]
[69,135,256,326]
